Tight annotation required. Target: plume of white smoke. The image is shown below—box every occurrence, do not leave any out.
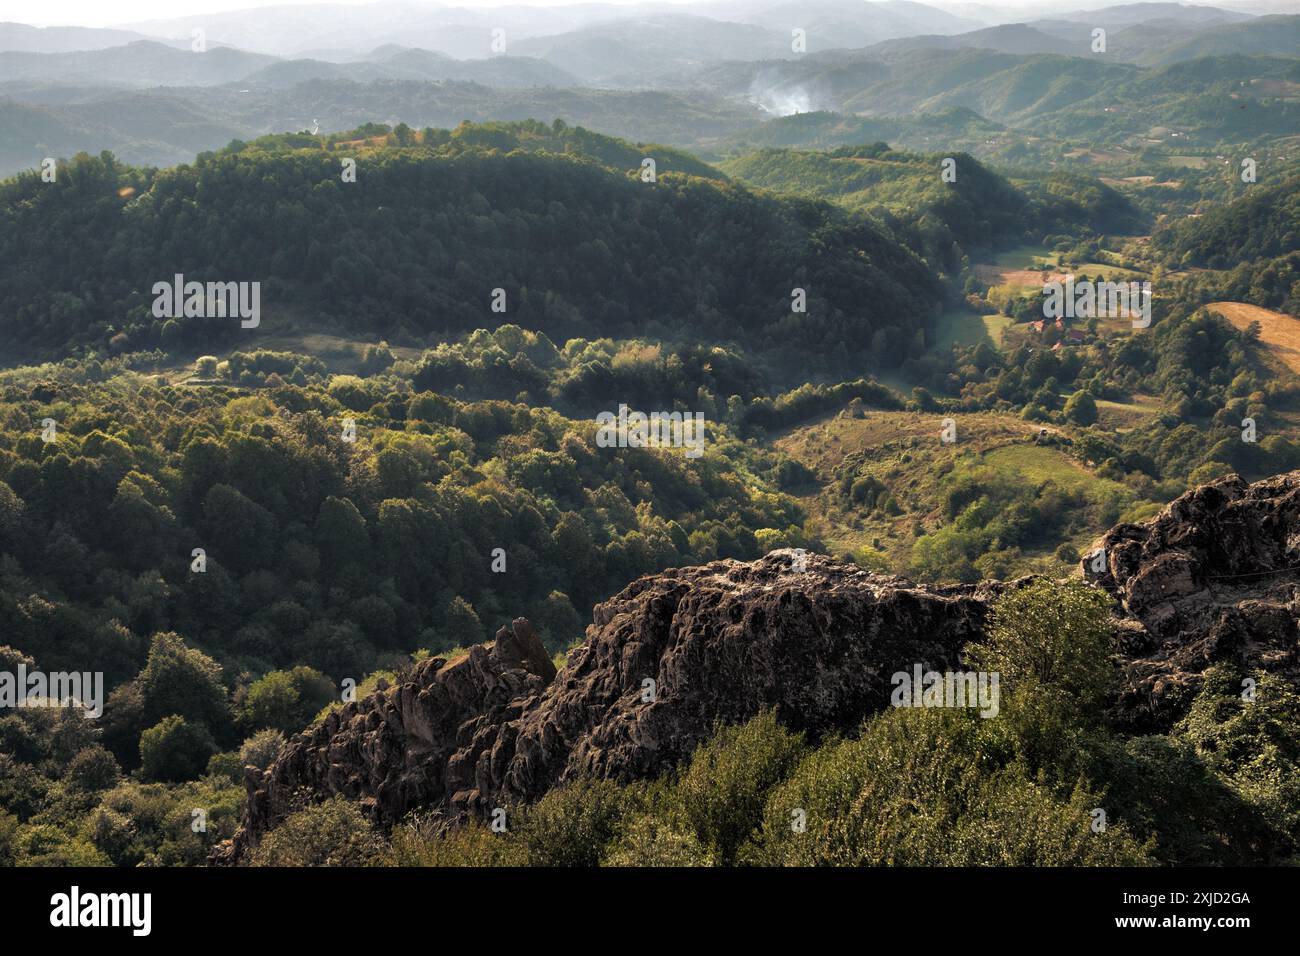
[748,73,813,116]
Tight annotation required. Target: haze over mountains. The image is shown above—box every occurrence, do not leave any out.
[1,1,1296,175]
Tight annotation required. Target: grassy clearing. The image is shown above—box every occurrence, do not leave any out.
[773,410,1134,578]
[1095,394,1162,432]
[980,444,1124,497]
[935,309,1014,350]
[1070,261,1145,280]
[975,244,1074,291]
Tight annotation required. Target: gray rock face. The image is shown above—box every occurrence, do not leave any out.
[214,618,554,863]
[470,558,1001,814]
[1087,472,1300,729]
[216,559,1000,861]
[215,472,1300,862]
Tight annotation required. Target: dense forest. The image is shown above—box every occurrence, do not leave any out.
[1153,173,1300,268]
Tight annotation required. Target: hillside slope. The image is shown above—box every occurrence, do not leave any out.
[720,143,1142,269]
[1155,172,1300,267]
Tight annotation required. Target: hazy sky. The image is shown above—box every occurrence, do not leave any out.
[7,0,1289,29]
[3,0,1075,30]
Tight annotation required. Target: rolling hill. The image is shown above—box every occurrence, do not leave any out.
[1137,13,1300,66]
[862,23,1079,57]
[0,120,941,368]
[0,22,161,53]
[713,107,1006,155]
[0,40,278,87]
[1154,171,1300,267]
[720,143,1142,269]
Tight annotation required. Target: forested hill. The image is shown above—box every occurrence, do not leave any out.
[0,120,940,371]
[720,143,1143,271]
[1154,171,1300,269]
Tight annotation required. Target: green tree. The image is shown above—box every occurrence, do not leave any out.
[139,716,217,783]
[65,745,122,793]
[965,578,1115,713]
[203,483,276,570]
[137,632,231,737]
[240,666,335,733]
[316,495,370,575]
[1064,390,1098,425]
[444,596,485,648]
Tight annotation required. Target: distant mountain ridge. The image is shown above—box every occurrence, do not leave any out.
[0,39,582,89]
[0,21,161,53]
[869,22,1078,55]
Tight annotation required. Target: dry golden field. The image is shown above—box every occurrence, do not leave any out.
[1207,301,1300,373]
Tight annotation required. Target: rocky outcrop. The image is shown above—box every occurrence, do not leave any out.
[217,558,1003,861]
[213,618,556,864]
[1087,472,1300,729]
[216,472,1300,862]
[459,558,1001,815]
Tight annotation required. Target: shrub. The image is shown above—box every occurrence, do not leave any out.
[11,823,110,866]
[384,817,527,867]
[746,706,1149,866]
[1079,733,1277,864]
[518,778,639,867]
[602,815,713,867]
[0,810,17,866]
[239,729,287,772]
[949,766,1151,865]
[676,710,807,864]
[250,797,384,866]
[1176,666,1300,854]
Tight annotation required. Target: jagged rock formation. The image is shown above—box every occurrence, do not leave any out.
[215,472,1300,863]
[1088,472,1300,730]
[216,559,1002,861]
[214,618,556,864]
[477,559,1000,808]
